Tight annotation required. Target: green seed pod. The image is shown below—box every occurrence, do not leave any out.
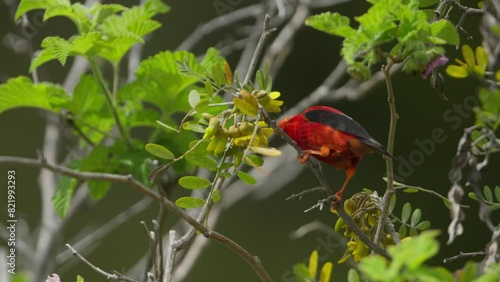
[238,122,255,135]
[335,217,345,232]
[214,138,228,155]
[344,199,357,215]
[206,136,218,153]
[228,125,241,138]
[203,117,221,139]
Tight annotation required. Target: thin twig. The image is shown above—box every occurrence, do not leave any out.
[176,4,264,51]
[163,230,176,282]
[1,155,271,281]
[89,58,132,147]
[443,251,486,263]
[374,61,398,246]
[243,14,276,85]
[65,244,138,282]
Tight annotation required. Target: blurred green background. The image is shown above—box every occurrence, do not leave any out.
[0,0,498,281]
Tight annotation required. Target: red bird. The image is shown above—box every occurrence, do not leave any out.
[278,106,394,203]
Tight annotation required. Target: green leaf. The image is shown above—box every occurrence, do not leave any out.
[416,266,455,282]
[237,171,256,185]
[430,20,460,46]
[0,76,69,114]
[88,181,111,200]
[212,190,221,203]
[145,143,175,160]
[200,48,227,77]
[67,75,102,114]
[118,50,201,115]
[188,89,201,108]
[175,196,206,208]
[388,230,440,270]
[77,275,85,282]
[484,186,493,202]
[15,0,70,20]
[90,3,126,27]
[411,208,422,226]
[402,202,411,223]
[244,154,264,167]
[358,256,391,281]
[185,152,218,170]
[308,250,318,278]
[409,226,418,236]
[30,49,56,72]
[403,187,419,193]
[97,33,143,63]
[389,193,396,213]
[178,176,211,189]
[183,123,206,133]
[495,186,500,202]
[416,221,431,230]
[305,12,356,38]
[399,224,407,238]
[461,261,479,282]
[293,263,310,280]
[52,176,77,218]
[44,3,91,32]
[468,192,478,201]
[99,0,169,38]
[347,268,361,282]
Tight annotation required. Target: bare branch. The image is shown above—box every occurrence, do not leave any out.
[443,251,486,263]
[176,4,264,51]
[374,61,398,246]
[0,155,272,281]
[243,14,276,85]
[65,244,138,282]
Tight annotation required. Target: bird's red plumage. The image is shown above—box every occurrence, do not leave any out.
[278,106,385,203]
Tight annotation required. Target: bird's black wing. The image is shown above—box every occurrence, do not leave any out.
[304,109,395,159]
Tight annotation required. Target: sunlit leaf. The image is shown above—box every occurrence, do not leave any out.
[411,208,422,226]
[237,171,257,185]
[347,268,361,282]
[175,196,206,208]
[188,89,201,108]
[145,143,175,160]
[484,186,493,202]
[293,263,310,280]
[402,202,411,223]
[430,20,459,46]
[212,190,221,203]
[185,152,217,170]
[52,176,77,218]
[178,176,211,189]
[305,12,356,38]
[416,221,431,230]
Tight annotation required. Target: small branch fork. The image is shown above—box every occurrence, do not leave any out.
[0,155,272,282]
[434,0,484,39]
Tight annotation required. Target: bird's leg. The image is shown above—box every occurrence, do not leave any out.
[332,167,356,206]
[298,146,331,164]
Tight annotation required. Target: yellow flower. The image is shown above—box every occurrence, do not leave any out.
[253,90,284,113]
[446,44,488,78]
